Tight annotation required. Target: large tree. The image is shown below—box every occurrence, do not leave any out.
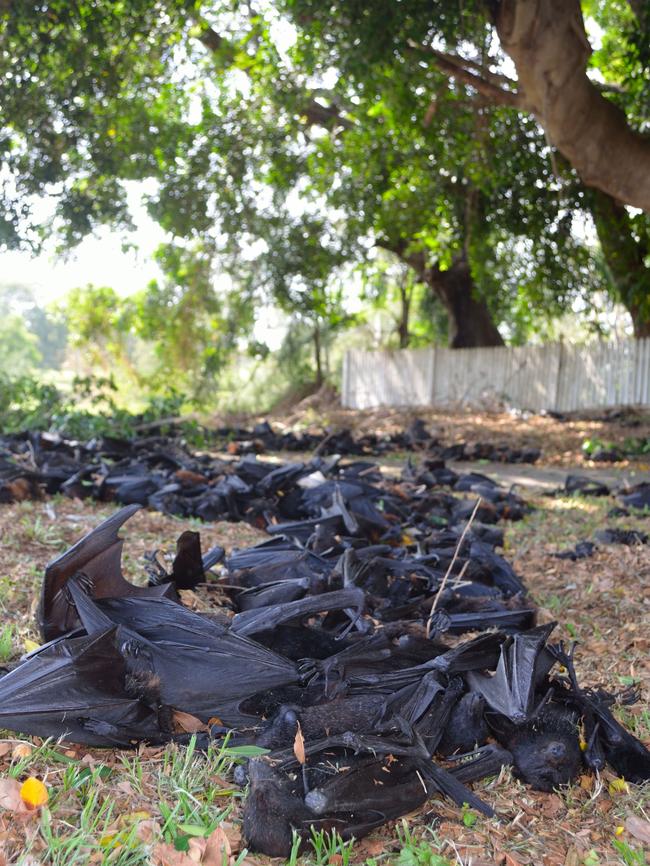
[280,0,650,335]
[0,0,646,356]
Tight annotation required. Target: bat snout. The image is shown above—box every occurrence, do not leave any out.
[544,740,568,765]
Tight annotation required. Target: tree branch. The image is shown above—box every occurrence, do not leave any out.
[496,0,650,213]
[429,47,518,90]
[191,19,351,129]
[408,40,523,108]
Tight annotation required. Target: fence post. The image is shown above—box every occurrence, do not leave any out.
[341,351,350,407]
[553,341,565,412]
[427,348,436,406]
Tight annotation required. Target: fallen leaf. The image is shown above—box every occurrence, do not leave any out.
[540,793,564,817]
[625,814,650,844]
[188,838,206,863]
[135,819,161,844]
[218,821,241,853]
[0,745,10,760]
[11,743,33,760]
[203,825,231,866]
[151,842,197,866]
[355,836,385,858]
[293,722,305,765]
[172,710,208,734]
[0,779,27,812]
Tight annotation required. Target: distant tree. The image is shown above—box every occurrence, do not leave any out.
[0,282,67,371]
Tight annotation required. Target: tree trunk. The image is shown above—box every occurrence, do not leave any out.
[495,0,650,213]
[401,249,504,348]
[397,277,411,348]
[313,324,324,386]
[590,189,650,337]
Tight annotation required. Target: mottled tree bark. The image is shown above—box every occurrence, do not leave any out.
[495,0,650,212]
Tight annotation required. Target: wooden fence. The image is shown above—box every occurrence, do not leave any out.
[341,339,650,412]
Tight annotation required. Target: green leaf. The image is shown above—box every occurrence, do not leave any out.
[178,823,209,837]
[226,745,270,757]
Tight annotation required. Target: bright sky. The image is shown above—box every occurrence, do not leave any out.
[2,182,166,306]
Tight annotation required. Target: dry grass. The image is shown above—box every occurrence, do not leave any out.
[253,403,650,469]
[0,488,648,865]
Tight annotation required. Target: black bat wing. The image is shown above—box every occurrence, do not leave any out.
[231,588,365,637]
[0,628,163,746]
[465,622,556,722]
[39,505,174,641]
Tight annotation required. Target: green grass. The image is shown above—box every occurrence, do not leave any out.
[1,483,649,865]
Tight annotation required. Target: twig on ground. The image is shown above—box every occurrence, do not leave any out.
[426,497,482,637]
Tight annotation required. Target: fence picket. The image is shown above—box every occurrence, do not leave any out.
[342,339,650,411]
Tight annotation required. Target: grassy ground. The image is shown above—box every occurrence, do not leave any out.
[257,400,650,469]
[0,486,648,866]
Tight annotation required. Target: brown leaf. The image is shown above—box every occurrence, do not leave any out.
[151,842,197,866]
[540,793,564,818]
[564,848,580,866]
[625,815,650,845]
[355,837,385,858]
[0,746,10,760]
[218,821,242,853]
[202,825,232,866]
[293,721,306,766]
[11,743,33,760]
[0,779,28,814]
[187,838,207,863]
[172,710,208,734]
[135,819,161,844]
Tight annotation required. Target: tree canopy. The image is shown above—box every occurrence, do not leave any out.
[1,0,649,395]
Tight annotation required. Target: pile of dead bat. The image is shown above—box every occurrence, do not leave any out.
[0,467,648,855]
[217,419,542,464]
[0,432,531,539]
[0,421,541,506]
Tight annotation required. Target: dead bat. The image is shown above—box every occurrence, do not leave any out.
[242,758,312,857]
[231,588,366,638]
[447,744,513,783]
[256,694,388,750]
[146,530,224,590]
[64,578,303,726]
[549,642,650,783]
[438,692,489,756]
[489,705,582,791]
[0,627,166,746]
[465,623,557,723]
[39,505,176,641]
